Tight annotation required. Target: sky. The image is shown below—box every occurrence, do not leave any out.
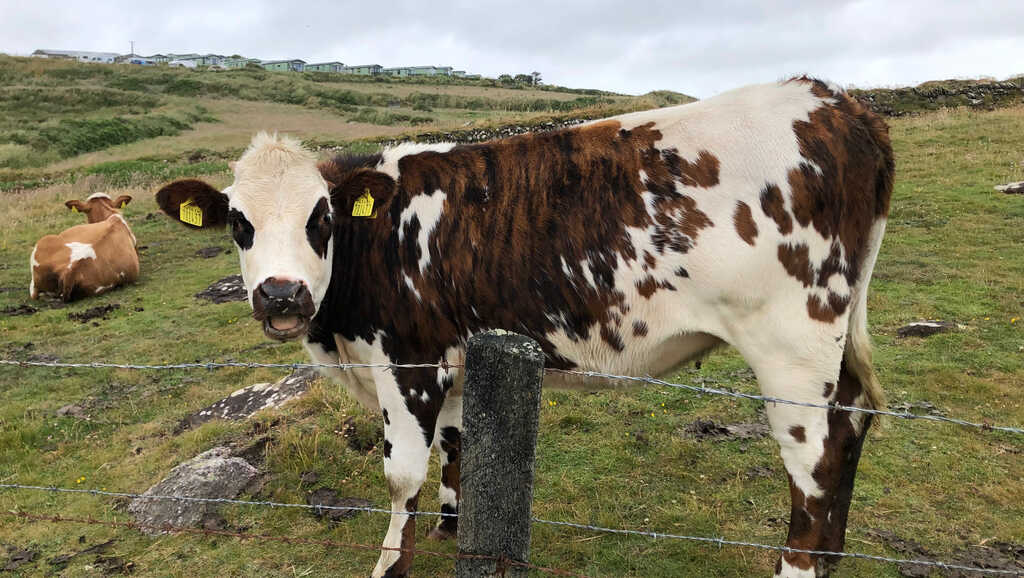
[1,0,1022,98]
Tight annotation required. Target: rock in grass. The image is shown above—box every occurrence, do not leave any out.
[994,181,1024,195]
[194,275,246,303]
[176,368,316,432]
[128,447,257,533]
[896,320,959,338]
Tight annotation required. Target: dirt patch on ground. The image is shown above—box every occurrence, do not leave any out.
[195,246,226,258]
[682,418,770,441]
[2,342,59,363]
[195,275,246,303]
[867,529,1023,577]
[306,488,373,523]
[2,544,38,571]
[68,303,120,323]
[1,304,38,316]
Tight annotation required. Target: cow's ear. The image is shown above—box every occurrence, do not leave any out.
[65,200,87,213]
[155,179,229,229]
[113,195,132,209]
[330,169,397,220]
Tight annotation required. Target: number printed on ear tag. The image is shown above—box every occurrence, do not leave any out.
[352,189,376,218]
[180,199,203,227]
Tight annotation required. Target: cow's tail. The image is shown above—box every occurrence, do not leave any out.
[844,218,887,412]
[843,109,894,413]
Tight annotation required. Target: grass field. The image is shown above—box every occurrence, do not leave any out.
[0,65,1022,576]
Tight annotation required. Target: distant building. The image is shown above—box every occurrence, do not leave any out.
[261,59,306,72]
[222,57,261,69]
[147,54,172,63]
[168,59,197,69]
[382,65,453,77]
[31,49,119,63]
[305,61,345,73]
[115,54,156,65]
[340,64,382,75]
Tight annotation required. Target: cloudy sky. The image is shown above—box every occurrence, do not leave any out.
[2,0,1022,98]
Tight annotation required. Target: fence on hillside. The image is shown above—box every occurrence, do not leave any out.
[1,331,1022,576]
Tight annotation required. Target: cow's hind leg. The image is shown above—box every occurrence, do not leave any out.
[372,368,444,578]
[740,341,875,577]
[427,389,462,540]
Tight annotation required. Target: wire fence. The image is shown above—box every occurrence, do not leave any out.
[2,357,1023,576]
[3,358,1022,435]
[0,483,1021,576]
[3,511,590,578]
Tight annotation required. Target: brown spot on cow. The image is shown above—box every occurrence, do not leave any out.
[733,201,758,246]
[786,77,894,289]
[823,382,835,398]
[777,243,814,288]
[807,292,851,323]
[789,425,806,443]
[759,183,792,235]
[636,275,676,299]
[632,320,649,337]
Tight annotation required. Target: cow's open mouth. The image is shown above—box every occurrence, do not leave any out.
[263,315,310,341]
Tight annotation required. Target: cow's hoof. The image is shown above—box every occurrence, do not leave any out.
[426,526,456,541]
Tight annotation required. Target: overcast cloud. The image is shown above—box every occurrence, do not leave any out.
[2,0,1022,97]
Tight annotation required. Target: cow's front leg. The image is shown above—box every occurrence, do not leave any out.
[372,367,445,578]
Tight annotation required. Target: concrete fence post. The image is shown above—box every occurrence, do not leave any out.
[456,330,545,578]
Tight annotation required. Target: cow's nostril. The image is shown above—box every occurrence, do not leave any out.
[260,277,303,300]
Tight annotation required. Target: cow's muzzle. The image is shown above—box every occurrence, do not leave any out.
[252,277,315,341]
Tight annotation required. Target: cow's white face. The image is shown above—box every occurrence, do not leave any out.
[226,167,335,340]
[156,133,337,341]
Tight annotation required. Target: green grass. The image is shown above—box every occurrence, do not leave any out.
[0,102,1021,576]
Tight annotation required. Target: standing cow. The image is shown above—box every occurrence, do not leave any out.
[31,193,139,302]
[156,77,893,577]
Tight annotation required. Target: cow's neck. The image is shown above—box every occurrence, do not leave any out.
[316,214,403,346]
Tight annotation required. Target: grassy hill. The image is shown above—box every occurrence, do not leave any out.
[0,61,1021,576]
[0,55,694,192]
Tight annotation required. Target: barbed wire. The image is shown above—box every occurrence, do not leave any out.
[3,511,590,578]
[532,518,1024,576]
[1,483,1020,576]
[550,369,1024,435]
[0,360,460,371]
[4,358,1021,435]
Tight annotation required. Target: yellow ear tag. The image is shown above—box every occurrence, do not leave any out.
[120,201,127,209]
[352,189,377,218]
[71,206,79,213]
[179,198,203,227]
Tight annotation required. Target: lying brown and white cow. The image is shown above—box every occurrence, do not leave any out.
[31,193,139,302]
[156,77,893,577]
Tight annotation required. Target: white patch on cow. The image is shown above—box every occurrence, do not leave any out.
[65,242,96,266]
[398,189,447,273]
[29,245,39,298]
[304,335,381,411]
[86,192,111,201]
[376,142,456,180]
[776,558,816,578]
[403,273,421,301]
[94,285,111,294]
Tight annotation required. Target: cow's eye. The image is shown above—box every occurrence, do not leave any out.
[227,208,254,250]
[306,198,332,258]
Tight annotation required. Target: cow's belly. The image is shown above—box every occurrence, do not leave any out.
[543,330,723,390]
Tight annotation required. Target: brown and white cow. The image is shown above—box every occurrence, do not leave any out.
[31,193,139,302]
[156,77,893,577]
